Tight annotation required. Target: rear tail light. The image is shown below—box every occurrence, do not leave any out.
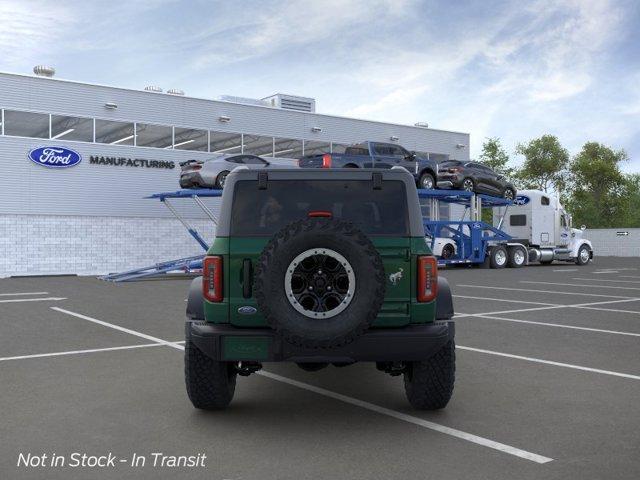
[417,256,438,302]
[322,154,332,168]
[192,164,202,170]
[308,210,332,218]
[203,256,223,302]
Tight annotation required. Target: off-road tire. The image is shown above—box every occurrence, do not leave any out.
[419,172,435,190]
[489,245,508,269]
[215,170,229,189]
[185,327,237,409]
[254,218,386,349]
[404,340,455,410]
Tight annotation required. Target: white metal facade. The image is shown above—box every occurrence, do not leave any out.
[0,72,470,276]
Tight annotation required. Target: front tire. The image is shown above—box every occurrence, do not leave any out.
[419,172,435,190]
[576,245,591,265]
[461,178,475,192]
[185,329,237,410]
[404,340,455,410]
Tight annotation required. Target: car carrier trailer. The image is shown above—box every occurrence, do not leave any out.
[420,188,593,268]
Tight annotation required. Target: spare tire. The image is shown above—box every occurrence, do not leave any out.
[254,218,385,349]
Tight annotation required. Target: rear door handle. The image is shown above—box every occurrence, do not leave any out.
[242,259,253,298]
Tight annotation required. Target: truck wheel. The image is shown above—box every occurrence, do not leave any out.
[419,172,435,190]
[489,246,507,269]
[185,329,237,410]
[404,340,455,410]
[576,245,591,265]
[215,170,229,189]
[254,218,386,349]
[507,246,526,268]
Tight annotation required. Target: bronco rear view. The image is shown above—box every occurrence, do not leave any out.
[184,168,455,410]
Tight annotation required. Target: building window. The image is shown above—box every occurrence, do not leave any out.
[173,127,208,151]
[50,114,93,142]
[243,134,274,156]
[273,137,303,158]
[210,131,242,154]
[3,110,49,138]
[136,123,173,148]
[95,119,135,145]
[303,140,330,156]
[331,143,350,154]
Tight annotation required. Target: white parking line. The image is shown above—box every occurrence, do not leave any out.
[0,341,186,362]
[553,269,578,272]
[50,307,184,350]
[0,297,66,304]
[456,313,640,337]
[48,307,553,464]
[258,370,553,464]
[453,295,557,306]
[456,284,636,299]
[572,278,640,284]
[458,345,640,381]
[454,298,640,317]
[593,270,619,274]
[0,292,49,296]
[521,281,640,291]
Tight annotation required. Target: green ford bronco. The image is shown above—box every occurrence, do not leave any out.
[185,168,455,410]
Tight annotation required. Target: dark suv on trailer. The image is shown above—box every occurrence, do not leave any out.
[437,160,516,199]
[184,167,456,410]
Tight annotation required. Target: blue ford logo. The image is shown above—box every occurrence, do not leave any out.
[514,195,530,206]
[238,306,257,315]
[28,146,82,168]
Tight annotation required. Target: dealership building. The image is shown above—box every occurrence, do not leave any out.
[0,68,470,277]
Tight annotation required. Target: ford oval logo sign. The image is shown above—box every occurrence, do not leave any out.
[514,195,530,206]
[238,306,257,315]
[28,146,82,168]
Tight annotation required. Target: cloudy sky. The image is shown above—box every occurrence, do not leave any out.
[1,0,638,170]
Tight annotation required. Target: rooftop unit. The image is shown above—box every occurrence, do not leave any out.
[262,93,316,113]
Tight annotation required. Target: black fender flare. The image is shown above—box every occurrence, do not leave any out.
[436,276,454,320]
[186,276,204,320]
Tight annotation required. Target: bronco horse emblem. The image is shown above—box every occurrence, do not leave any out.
[388,268,403,285]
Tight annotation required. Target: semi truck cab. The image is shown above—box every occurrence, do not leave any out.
[496,190,593,265]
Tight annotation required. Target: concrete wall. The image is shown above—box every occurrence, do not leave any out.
[583,228,640,257]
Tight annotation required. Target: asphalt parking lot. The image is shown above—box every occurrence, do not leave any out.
[2,257,639,479]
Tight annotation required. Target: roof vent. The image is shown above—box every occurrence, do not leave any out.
[167,88,185,96]
[414,122,429,128]
[144,85,163,93]
[33,65,55,77]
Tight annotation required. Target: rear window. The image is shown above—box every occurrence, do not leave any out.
[345,146,369,156]
[230,180,409,236]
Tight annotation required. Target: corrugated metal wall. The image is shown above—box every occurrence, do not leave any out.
[583,229,640,257]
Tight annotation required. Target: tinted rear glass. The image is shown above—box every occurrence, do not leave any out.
[231,180,409,236]
[510,214,527,226]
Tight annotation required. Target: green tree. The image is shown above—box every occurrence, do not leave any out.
[479,137,514,177]
[515,135,569,193]
[565,142,628,228]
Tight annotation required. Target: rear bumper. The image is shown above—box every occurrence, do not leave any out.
[187,321,455,363]
[179,172,205,188]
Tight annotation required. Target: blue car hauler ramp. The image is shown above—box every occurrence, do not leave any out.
[417,189,513,266]
[100,189,222,282]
